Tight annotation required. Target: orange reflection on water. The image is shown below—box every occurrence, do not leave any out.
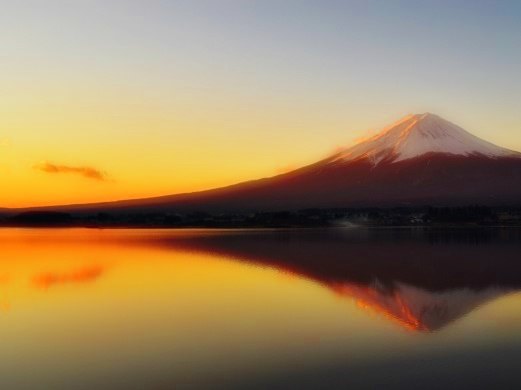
[0,300,10,312]
[0,228,516,336]
[33,265,104,289]
[331,283,424,331]
[1,228,521,389]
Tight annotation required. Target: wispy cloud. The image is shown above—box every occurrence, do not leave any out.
[35,162,109,181]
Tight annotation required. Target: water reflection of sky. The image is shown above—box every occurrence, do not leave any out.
[0,228,521,389]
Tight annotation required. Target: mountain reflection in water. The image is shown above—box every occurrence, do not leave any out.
[150,228,521,332]
[2,228,521,389]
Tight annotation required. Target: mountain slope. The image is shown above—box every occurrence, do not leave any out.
[15,113,521,212]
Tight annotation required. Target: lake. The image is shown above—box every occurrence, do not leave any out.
[1,228,521,389]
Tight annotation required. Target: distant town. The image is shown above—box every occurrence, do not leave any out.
[2,206,521,228]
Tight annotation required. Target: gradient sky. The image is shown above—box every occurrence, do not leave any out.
[2,0,521,207]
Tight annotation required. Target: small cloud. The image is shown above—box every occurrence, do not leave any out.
[33,265,104,289]
[35,162,109,181]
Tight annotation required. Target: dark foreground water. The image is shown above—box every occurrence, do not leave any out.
[1,228,521,389]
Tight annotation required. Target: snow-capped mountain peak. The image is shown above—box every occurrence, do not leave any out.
[333,113,520,165]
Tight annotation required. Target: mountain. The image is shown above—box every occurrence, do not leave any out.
[14,113,521,213]
[331,113,519,165]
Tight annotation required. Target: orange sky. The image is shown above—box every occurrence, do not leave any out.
[2,1,521,207]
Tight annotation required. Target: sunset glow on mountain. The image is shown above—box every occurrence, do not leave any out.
[3,2,521,388]
[2,2,521,208]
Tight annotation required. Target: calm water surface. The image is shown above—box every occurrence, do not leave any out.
[1,228,521,389]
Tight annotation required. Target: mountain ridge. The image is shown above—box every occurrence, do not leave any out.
[5,113,521,213]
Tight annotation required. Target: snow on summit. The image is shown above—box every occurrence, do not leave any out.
[333,113,520,165]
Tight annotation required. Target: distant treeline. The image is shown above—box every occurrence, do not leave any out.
[1,206,521,228]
